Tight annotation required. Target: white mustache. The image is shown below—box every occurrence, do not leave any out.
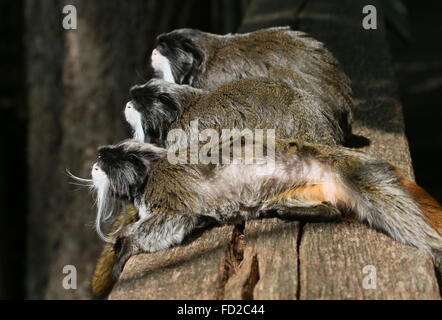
[151,49,175,83]
[125,101,147,142]
[67,165,126,243]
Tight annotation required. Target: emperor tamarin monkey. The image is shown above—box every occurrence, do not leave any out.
[150,26,354,139]
[125,77,355,147]
[78,137,442,297]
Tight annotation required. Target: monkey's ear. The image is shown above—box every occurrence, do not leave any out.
[182,40,204,67]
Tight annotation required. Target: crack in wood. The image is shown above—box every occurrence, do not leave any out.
[219,223,246,299]
[295,221,305,300]
[242,254,260,300]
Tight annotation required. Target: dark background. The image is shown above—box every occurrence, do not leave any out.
[0,0,441,299]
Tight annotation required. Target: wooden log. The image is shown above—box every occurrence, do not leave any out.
[109,226,237,300]
[109,0,441,299]
[297,0,440,299]
[224,219,300,300]
[300,222,439,299]
[224,0,308,301]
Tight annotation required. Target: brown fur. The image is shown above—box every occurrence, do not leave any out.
[397,173,442,237]
[90,205,138,298]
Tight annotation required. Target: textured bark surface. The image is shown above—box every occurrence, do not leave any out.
[26,0,67,299]
[109,0,441,300]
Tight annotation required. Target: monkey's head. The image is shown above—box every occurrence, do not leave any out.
[93,141,163,199]
[88,141,165,241]
[125,78,190,143]
[151,28,206,85]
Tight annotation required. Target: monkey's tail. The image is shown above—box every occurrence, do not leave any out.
[341,157,442,253]
[90,242,118,298]
[90,205,138,298]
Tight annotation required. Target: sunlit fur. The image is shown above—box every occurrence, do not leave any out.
[151,27,354,141]
[126,77,348,148]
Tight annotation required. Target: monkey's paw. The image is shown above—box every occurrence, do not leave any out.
[111,226,139,280]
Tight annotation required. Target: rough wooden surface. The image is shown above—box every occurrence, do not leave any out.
[109,226,236,300]
[300,222,439,299]
[109,0,442,299]
[297,0,440,300]
[224,219,299,300]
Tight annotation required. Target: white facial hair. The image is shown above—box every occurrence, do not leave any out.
[151,49,175,83]
[125,101,147,142]
[91,163,128,243]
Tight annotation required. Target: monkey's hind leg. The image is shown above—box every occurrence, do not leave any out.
[259,185,345,223]
[112,212,199,279]
[260,202,343,222]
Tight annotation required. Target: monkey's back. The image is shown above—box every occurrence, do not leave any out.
[193,27,353,140]
[170,77,346,146]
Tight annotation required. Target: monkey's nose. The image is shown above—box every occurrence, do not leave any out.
[126,101,134,110]
[152,49,159,56]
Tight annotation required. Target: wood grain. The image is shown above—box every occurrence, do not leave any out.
[224,219,300,300]
[297,0,440,299]
[109,226,236,300]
